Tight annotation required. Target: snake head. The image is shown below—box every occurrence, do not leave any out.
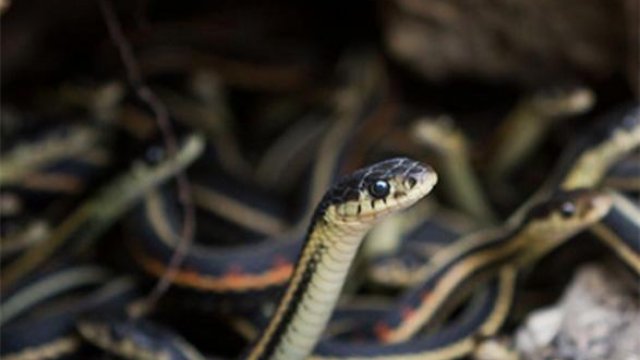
[526,189,613,239]
[529,85,595,116]
[322,157,437,224]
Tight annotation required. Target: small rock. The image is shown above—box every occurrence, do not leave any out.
[515,264,640,360]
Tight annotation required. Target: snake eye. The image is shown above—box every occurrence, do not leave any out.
[559,202,576,218]
[369,180,390,199]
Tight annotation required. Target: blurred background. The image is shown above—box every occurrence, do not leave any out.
[1,0,639,359]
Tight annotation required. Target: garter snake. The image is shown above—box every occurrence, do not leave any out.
[0,265,111,326]
[366,204,472,288]
[78,315,207,360]
[1,125,111,264]
[1,273,139,360]
[508,103,640,225]
[486,85,595,185]
[603,151,640,194]
[0,134,205,290]
[340,190,612,345]
[411,117,497,223]
[243,157,437,360]
[376,104,639,290]
[0,125,107,187]
[589,190,640,274]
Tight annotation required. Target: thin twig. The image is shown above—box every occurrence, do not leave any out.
[98,0,195,316]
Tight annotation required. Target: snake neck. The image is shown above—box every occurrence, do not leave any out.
[244,208,370,360]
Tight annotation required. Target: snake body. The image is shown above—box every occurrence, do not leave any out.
[77,315,207,360]
[1,274,139,359]
[0,126,111,267]
[509,103,640,224]
[486,85,595,183]
[312,269,518,360]
[590,190,640,274]
[604,151,640,194]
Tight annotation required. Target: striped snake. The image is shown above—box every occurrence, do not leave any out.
[244,157,437,360]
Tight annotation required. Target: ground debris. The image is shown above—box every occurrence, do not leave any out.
[516,264,640,360]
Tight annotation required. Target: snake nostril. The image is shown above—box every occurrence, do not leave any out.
[406,177,417,189]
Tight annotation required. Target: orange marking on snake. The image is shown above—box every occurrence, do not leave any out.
[274,255,291,268]
[374,322,391,341]
[227,265,244,278]
[401,306,415,321]
[133,248,294,292]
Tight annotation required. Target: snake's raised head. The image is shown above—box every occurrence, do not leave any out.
[322,157,437,225]
[526,189,612,239]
